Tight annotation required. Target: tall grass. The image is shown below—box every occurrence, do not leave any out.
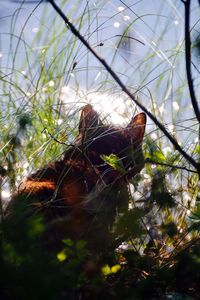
[1,1,198,198]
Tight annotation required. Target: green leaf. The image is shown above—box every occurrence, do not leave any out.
[193,145,200,155]
[110,264,121,273]
[28,216,45,239]
[62,239,74,247]
[101,264,121,276]
[101,264,111,276]
[146,150,165,162]
[57,250,68,262]
[76,240,87,251]
[101,154,125,173]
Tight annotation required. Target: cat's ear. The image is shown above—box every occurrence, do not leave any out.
[78,104,103,133]
[126,112,146,147]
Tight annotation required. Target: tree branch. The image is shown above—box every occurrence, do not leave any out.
[183,0,200,123]
[145,158,198,174]
[48,0,200,173]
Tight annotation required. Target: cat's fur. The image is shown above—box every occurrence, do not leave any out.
[6,105,146,248]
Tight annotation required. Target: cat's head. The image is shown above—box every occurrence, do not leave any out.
[76,104,146,181]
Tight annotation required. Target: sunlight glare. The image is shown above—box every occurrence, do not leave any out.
[87,93,131,125]
[118,6,124,12]
[94,71,101,81]
[48,80,55,87]
[56,119,63,125]
[61,86,69,93]
[60,87,134,126]
[123,15,130,21]
[151,133,157,140]
[114,22,120,28]
[159,103,164,114]
[173,101,179,111]
[32,27,39,33]
[2,190,11,202]
[168,124,174,134]
[163,147,172,156]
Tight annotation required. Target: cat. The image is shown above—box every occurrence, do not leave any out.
[5,104,146,249]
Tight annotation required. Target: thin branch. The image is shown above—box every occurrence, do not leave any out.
[41,127,69,146]
[183,0,200,123]
[145,158,198,174]
[48,0,200,174]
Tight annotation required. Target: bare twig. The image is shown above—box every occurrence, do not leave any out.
[183,0,200,123]
[145,158,198,174]
[41,127,69,146]
[48,0,200,174]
